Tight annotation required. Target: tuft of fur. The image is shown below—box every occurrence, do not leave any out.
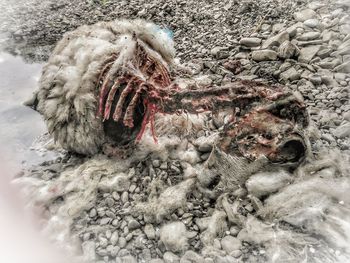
[36,19,175,155]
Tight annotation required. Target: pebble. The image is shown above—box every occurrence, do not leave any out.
[294,9,317,22]
[128,219,140,231]
[144,224,156,240]
[121,191,129,203]
[298,45,321,63]
[221,236,242,254]
[280,67,301,81]
[298,31,321,41]
[118,237,127,248]
[251,50,278,61]
[334,61,350,73]
[89,208,97,218]
[181,250,204,263]
[278,41,299,58]
[239,37,262,47]
[303,18,320,28]
[332,122,350,138]
[262,31,289,48]
[163,251,180,263]
[111,231,119,246]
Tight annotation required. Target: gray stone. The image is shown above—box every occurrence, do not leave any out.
[303,19,320,28]
[89,208,97,218]
[181,250,204,263]
[309,75,322,85]
[280,67,300,81]
[286,22,303,37]
[239,37,261,47]
[262,31,289,48]
[298,45,321,63]
[144,224,156,240]
[152,159,161,168]
[317,48,332,59]
[334,61,350,73]
[100,217,111,225]
[163,251,180,263]
[294,9,317,22]
[128,219,140,230]
[111,231,119,246]
[251,50,277,61]
[297,32,321,41]
[221,236,242,254]
[278,41,299,59]
[230,226,240,236]
[343,112,350,121]
[118,237,127,248]
[332,122,350,138]
[149,259,164,263]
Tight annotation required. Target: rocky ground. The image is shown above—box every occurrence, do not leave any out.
[2,0,350,263]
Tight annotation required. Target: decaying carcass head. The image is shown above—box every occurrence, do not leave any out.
[31,19,309,166]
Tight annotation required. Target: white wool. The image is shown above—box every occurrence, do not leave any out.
[160,222,189,253]
[200,210,228,246]
[36,19,176,155]
[245,170,292,198]
[134,178,196,223]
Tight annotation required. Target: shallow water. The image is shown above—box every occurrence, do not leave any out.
[0,52,55,173]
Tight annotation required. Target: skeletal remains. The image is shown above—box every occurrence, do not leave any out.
[22,20,350,263]
[30,19,309,165]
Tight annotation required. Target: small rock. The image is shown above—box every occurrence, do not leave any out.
[163,251,180,263]
[239,37,262,47]
[251,50,278,61]
[111,231,119,246]
[229,226,240,236]
[332,122,350,138]
[297,32,321,41]
[149,259,164,263]
[309,74,322,85]
[286,22,303,37]
[280,67,300,81]
[181,250,204,263]
[298,45,321,63]
[294,9,317,22]
[100,218,111,225]
[221,236,242,254]
[153,159,161,168]
[303,19,320,28]
[121,191,129,203]
[144,224,156,240]
[128,219,140,231]
[278,41,299,59]
[118,237,127,248]
[89,208,97,218]
[334,61,350,73]
[262,31,289,49]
